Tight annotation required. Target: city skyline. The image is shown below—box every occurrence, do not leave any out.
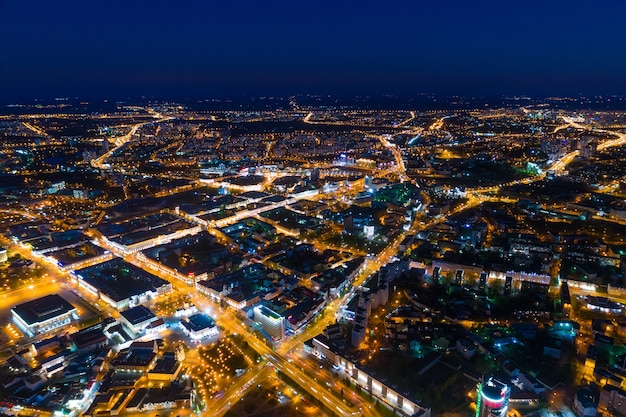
[3,2,626,416]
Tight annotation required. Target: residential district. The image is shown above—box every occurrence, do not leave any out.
[1,95,626,417]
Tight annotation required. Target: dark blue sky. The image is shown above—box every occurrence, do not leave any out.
[2,0,626,98]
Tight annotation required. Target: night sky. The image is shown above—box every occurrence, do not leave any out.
[2,0,626,99]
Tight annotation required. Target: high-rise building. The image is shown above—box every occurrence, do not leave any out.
[432,266,441,284]
[254,305,285,341]
[479,272,487,291]
[476,377,510,417]
[455,269,464,285]
[504,276,513,294]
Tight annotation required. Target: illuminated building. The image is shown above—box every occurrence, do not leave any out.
[112,341,158,373]
[432,266,441,284]
[599,385,626,416]
[455,269,464,285]
[585,296,623,314]
[11,294,78,336]
[254,305,285,340]
[75,258,172,310]
[479,272,487,291]
[504,276,513,294]
[180,313,218,341]
[148,352,182,382]
[119,305,159,334]
[70,323,109,353]
[476,377,510,417]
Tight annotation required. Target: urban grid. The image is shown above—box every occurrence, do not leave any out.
[1,95,626,417]
[2,2,626,417]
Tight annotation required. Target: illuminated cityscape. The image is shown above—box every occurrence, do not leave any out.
[2,1,626,417]
[1,94,626,417]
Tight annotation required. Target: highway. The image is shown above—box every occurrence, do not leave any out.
[189,294,363,417]
[21,121,51,139]
[91,114,174,170]
[0,235,70,310]
[288,350,382,417]
[552,123,571,133]
[428,116,446,131]
[375,133,409,182]
[86,222,367,416]
[208,364,272,416]
[1,202,387,417]
[456,113,626,203]
[396,111,416,128]
[560,115,626,151]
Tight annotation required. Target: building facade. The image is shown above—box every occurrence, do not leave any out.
[477,378,511,417]
[11,294,78,336]
[254,305,286,340]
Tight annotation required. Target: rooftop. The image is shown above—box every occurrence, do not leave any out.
[120,305,157,325]
[150,353,180,375]
[71,326,108,349]
[76,258,169,302]
[181,313,215,332]
[12,294,76,325]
